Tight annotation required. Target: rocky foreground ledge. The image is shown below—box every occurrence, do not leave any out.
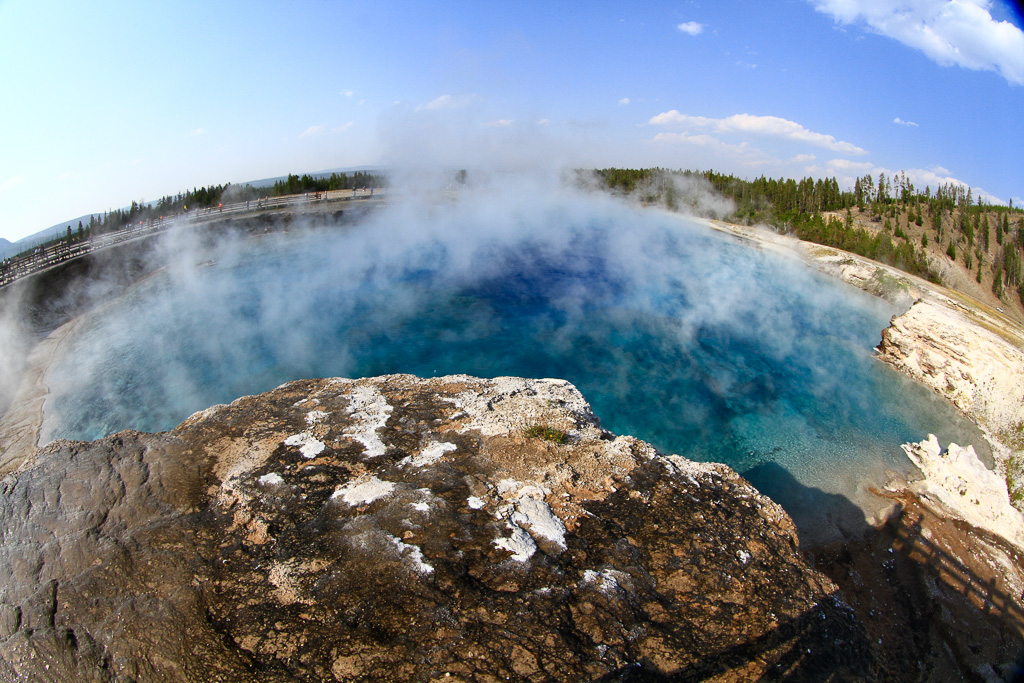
[0,374,872,681]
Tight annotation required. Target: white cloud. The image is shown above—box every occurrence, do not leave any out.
[893,116,919,126]
[619,97,631,105]
[792,153,817,163]
[300,125,327,138]
[889,165,1002,202]
[648,111,868,155]
[417,94,481,111]
[485,119,515,127]
[186,128,206,137]
[820,163,1006,204]
[341,89,354,97]
[336,122,354,132]
[808,0,1024,85]
[677,21,704,35]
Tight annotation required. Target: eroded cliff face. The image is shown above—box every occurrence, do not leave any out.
[877,297,1024,436]
[0,374,871,681]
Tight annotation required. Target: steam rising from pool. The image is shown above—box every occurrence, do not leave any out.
[39,177,985,543]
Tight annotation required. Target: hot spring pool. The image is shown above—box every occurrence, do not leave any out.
[39,192,987,543]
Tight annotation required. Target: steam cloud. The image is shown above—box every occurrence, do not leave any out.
[0,292,28,416]
[40,172,853,443]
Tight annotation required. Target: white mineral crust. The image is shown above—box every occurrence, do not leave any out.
[902,435,1024,548]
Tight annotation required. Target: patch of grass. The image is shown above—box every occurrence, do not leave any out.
[997,422,1024,452]
[997,426,1024,510]
[523,425,569,444]
[1007,463,1024,508]
[867,269,910,301]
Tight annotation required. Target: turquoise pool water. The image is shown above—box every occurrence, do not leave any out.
[40,196,986,543]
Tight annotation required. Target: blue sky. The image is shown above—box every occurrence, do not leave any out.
[0,0,1021,243]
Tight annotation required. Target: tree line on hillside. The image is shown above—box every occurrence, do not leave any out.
[269,171,382,197]
[4,171,388,259]
[591,167,1024,307]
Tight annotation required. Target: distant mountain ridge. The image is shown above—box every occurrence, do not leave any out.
[16,213,98,249]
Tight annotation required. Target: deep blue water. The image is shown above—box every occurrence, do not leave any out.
[41,202,986,542]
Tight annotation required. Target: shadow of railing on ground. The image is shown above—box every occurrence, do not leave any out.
[885,505,1024,637]
[594,595,872,682]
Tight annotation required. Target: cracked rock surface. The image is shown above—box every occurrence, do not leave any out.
[0,374,870,681]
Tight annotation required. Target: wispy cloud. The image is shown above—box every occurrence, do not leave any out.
[650,132,785,170]
[300,125,327,138]
[677,21,704,36]
[300,122,353,137]
[417,93,481,111]
[0,176,26,193]
[341,89,354,97]
[808,0,1024,85]
[648,111,868,155]
[824,158,874,172]
[893,117,918,127]
[485,119,515,127]
[619,97,631,105]
[653,132,750,154]
[186,128,206,137]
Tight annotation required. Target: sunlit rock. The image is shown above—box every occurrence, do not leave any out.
[900,434,1024,548]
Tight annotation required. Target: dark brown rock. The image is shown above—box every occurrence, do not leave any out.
[0,375,872,681]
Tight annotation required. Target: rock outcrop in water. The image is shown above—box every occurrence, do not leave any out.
[900,435,1024,548]
[0,374,871,681]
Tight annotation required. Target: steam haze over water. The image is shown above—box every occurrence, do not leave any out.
[39,179,986,543]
